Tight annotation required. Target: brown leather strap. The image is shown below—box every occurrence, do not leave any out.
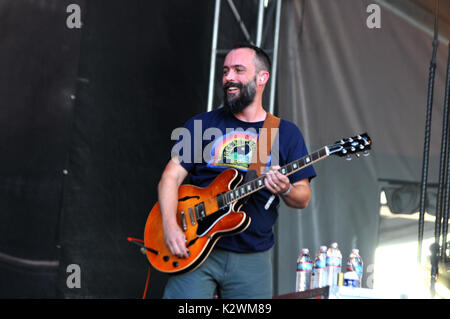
[248,113,281,176]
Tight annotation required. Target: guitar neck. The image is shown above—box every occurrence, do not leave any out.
[220,146,330,206]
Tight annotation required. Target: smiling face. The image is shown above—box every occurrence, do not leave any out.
[222,48,259,114]
[223,48,257,91]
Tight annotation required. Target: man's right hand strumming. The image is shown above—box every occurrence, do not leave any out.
[162,219,189,259]
[158,158,190,259]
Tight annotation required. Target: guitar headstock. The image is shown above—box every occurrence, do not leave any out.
[328,133,372,160]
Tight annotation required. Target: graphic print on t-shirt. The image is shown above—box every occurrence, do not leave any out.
[207,130,271,171]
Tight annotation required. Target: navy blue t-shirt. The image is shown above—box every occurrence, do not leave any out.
[172,108,316,253]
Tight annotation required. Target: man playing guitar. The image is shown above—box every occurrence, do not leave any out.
[158,43,316,298]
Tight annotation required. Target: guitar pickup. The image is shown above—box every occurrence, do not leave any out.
[180,211,187,231]
[188,207,196,226]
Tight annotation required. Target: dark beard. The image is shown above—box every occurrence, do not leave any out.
[223,77,257,114]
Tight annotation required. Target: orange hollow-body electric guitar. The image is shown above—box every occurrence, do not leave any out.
[144,133,371,275]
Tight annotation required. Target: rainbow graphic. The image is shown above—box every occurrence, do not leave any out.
[207,130,271,171]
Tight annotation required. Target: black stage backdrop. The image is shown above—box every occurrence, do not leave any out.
[56,0,214,298]
[0,0,214,298]
[0,0,83,298]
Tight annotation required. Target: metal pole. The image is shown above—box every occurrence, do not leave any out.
[269,0,282,115]
[227,0,253,44]
[256,0,265,47]
[207,0,222,112]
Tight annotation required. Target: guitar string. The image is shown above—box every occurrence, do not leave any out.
[222,147,330,206]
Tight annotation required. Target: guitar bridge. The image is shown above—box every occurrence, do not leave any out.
[195,202,206,221]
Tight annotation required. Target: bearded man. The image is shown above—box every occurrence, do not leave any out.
[158,43,316,299]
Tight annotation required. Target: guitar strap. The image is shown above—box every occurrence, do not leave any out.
[245,112,281,181]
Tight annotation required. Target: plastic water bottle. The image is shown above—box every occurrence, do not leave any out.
[344,270,359,287]
[311,246,327,289]
[296,248,313,292]
[326,242,342,287]
[345,249,363,287]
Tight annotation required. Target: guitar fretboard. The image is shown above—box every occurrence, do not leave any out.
[217,146,329,207]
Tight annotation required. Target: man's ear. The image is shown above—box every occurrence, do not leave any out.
[258,71,270,85]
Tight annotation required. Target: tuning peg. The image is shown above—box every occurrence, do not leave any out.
[350,146,356,152]
[359,144,365,150]
[355,153,361,158]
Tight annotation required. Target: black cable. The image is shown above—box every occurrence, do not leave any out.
[440,43,450,264]
[430,41,450,298]
[433,42,450,265]
[418,0,439,264]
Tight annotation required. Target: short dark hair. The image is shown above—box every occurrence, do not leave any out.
[231,42,272,73]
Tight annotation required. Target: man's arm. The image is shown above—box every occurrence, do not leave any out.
[281,178,311,209]
[264,166,312,209]
[158,158,190,258]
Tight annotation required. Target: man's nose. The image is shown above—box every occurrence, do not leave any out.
[223,70,236,82]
